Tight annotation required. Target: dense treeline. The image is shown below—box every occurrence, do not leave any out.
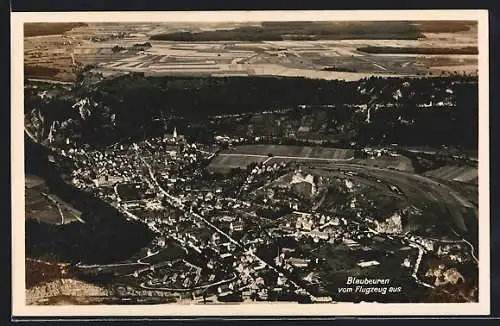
[25,74,478,149]
[97,75,360,118]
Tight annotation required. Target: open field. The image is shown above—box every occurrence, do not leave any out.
[264,155,414,172]
[207,145,355,172]
[357,46,478,55]
[424,165,478,184]
[207,146,418,174]
[24,22,478,82]
[25,187,64,225]
[208,154,267,171]
[25,174,46,189]
[351,156,415,173]
[309,163,477,244]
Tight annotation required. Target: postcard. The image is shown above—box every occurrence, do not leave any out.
[11,10,490,317]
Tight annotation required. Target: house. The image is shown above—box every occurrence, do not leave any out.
[220,252,233,259]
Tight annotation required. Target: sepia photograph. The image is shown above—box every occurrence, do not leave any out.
[11,10,490,316]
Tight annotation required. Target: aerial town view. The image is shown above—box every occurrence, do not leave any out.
[22,20,480,306]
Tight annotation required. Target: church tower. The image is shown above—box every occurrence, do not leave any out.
[173,127,177,139]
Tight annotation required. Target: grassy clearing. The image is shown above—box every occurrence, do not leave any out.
[357,46,478,55]
[140,243,187,265]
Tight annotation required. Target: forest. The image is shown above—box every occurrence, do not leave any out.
[25,74,478,149]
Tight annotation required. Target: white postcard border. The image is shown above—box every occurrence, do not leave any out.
[11,9,490,317]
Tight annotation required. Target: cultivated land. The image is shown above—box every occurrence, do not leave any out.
[24,22,478,82]
[223,145,355,159]
[23,21,479,305]
[25,174,83,225]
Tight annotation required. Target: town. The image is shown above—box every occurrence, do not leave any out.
[39,122,478,304]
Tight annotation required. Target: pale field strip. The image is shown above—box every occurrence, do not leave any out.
[332,39,477,47]
[98,60,397,81]
[371,54,478,58]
